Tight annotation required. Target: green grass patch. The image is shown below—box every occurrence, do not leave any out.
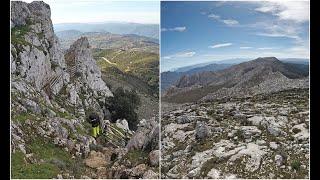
[11,150,60,179]
[27,137,72,164]
[11,112,35,123]
[291,160,301,171]
[11,24,32,47]
[12,136,86,178]
[122,149,148,167]
[55,110,72,119]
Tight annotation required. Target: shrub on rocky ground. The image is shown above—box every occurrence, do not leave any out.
[291,160,301,171]
[105,87,140,131]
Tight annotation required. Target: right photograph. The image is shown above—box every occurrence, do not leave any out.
[160,1,309,179]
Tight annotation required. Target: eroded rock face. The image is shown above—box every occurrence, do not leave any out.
[65,37,112,96]
[11,1,68,92]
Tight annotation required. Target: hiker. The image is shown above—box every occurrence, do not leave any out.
[88,113,101,138]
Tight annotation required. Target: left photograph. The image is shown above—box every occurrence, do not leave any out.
[11,0,159,179]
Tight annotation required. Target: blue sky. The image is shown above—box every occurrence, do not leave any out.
[161,1,309,72]
[17,0,160,24]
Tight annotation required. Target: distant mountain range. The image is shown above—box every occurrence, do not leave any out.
[54,22,159,39]
[56,30,159,53]
[162,57,309,103]
[161,58,309,92]
[161,63,232,91]
[280,58,309,65]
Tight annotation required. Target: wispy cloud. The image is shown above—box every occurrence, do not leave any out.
[222,19,239,26]
[258,47,274,50]
[255,1,309,23]
[250,1,309,55]
[162,51,196,59]
[251,20,303,41]
[207,13,239,26]
[240,46,253,49]
[209,43,233,49]
[175,51,196,57]
[161,26,186,32]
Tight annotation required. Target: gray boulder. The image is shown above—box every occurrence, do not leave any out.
[126,118,159,151]
[195,121,210,141]
[148,150,159,166]
[176,115,191,124]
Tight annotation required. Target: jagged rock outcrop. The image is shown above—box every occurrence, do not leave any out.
[11,1,68,94]
[64,37,112,119]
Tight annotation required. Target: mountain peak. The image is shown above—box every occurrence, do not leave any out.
[255,57,279,62]
[11,1,51,27]
[69,36,90,50]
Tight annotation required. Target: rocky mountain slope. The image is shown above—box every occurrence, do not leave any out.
[56,31,159,53]
[163,57,309,103]
[161,88,309,179]
[11,1,158,179]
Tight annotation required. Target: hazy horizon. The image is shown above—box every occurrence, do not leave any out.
[53,21,159,26]
[161,56,309,72]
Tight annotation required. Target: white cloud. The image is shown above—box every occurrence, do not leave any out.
[162,51,196,59]
[173,27,187,32]
[208,14,220,20]
[175,51,196,58]
[255,1,309,23]
[258,47,274,50]
[240,46,253,49]
[250,1,309,52]
[255,6,275,13]
[209,43,233,49]
[207,13,239,26]
[256,32,299,39]
[250,20,304,45]
[161,26,186,32]
[222,19,239,26]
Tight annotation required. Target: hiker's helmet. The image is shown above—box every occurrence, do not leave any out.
[88,112,100,123]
